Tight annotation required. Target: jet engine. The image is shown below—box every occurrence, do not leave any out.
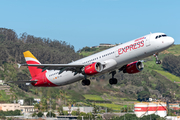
[123,61,144,74]
[83,62,103,75]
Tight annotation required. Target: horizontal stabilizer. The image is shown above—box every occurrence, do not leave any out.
[5,80,38,84]
[17,63,21,68]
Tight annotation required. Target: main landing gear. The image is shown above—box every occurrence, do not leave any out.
[154,53,161,64]
[82,79,90,86]
[82,75,90,86]
[109,71,117,85]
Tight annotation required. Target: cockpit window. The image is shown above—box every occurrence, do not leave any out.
[162,34,167,37]
[155,34,167,39]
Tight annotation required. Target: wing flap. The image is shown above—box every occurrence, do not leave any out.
[21,64,84,67]
[21,64,85,72]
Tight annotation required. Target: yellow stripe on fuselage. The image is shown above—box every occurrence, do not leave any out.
[23,51,37,60]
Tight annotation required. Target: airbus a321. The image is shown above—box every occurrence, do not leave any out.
[16,32,174,87]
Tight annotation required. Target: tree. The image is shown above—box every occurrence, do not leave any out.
[37,112,43,117]
[58,106,64,115]
[71,111,77,115]
[92,103,98,114]
[34,103,40,112]
[32,112,37,117]
[156,80,166,93]
[24,97,35,105]
[137,86,150,101]
[46,111,56,117]
[162,54,180,77]
[137,91,150,101]
[141,114,162,120]
[52,100,56,110]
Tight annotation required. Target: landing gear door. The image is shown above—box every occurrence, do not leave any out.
[146,35,151,47]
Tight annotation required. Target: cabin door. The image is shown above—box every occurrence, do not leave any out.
[146,35,151,47]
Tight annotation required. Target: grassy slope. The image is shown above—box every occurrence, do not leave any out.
[0,90,10,101]
[144,44,180,86]
[83,95,104,101]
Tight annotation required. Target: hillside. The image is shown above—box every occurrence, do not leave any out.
[0,28,180,111]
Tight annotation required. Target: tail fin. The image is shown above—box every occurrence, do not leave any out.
[23,51,42,78]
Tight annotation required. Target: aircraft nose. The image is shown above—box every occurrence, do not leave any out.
[168,37,174,45]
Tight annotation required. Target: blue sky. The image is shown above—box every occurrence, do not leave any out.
[0,0,179,51]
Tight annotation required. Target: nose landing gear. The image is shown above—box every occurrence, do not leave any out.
[154,53,161,64]
[109,71,117,85]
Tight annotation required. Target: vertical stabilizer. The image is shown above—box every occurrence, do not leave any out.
[23,51,42,78]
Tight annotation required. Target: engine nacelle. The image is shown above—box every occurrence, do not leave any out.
[124,61,144,74]
[84,62,103,75]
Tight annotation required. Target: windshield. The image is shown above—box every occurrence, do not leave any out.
[155,34,167,39]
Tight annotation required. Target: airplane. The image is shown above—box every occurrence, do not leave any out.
[13,32,174,87]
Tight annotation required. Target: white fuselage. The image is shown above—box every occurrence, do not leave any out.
[45,33,174,86]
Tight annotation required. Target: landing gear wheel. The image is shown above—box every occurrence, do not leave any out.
[113,78,117,84]
[156,60,161,64]
[153,53,161,65]
[109,71,118,85]
[82,79,91,86]
[86,80,90,86]
[109,78,117,85]
[109,78,113,85]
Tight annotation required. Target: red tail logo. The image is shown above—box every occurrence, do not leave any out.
[23,51,43,78]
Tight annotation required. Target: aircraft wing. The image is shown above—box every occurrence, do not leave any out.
[21,63,85,74]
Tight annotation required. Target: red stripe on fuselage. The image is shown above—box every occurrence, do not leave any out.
[134,106,167,112]
[31,71,57,87]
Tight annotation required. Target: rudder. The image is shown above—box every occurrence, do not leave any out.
[23,51,43,78]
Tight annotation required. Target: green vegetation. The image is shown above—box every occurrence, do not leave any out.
[79,46,113,57]
[144,60,163,71]
[0,90,10,102]
[0,110,21,116]
[155,70,180,83]
[95,103,123,110]
[167,44,180,55]
[84,95,104,101]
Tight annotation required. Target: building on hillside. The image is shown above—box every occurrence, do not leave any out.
[91,46,99,48]
[0,80,4,85]
[57,116,78,120]
[134,102,167,118]
[0,103,20,111]
[166,116,180,120]
[99,43,116,47]
[18,98,40,105]
[169,103,179,108]
[18,99,24,105]
[0,84,11,95]
[20,106,34,114]
[171,107,180,110]
[63,107,93,114]
[34,98,41,103]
